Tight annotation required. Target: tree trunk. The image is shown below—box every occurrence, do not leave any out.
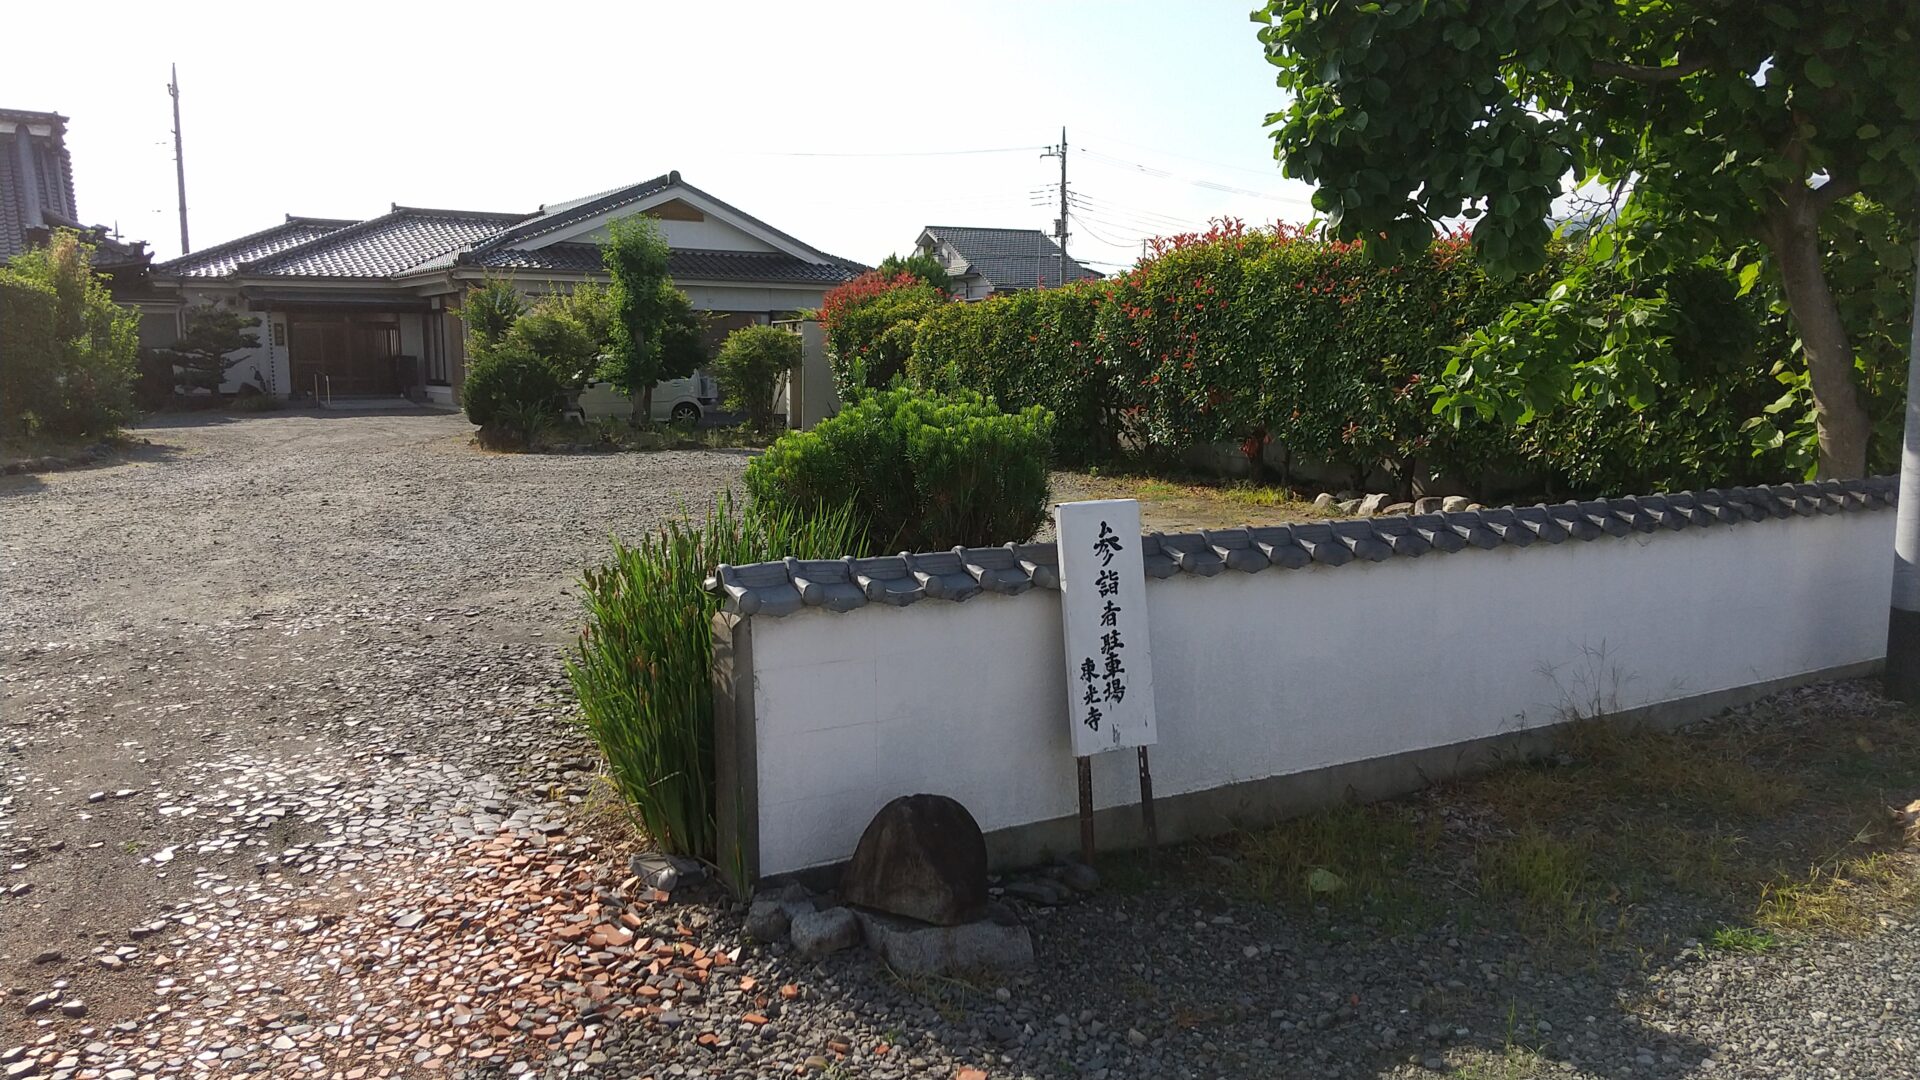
[1764,204,1870,478]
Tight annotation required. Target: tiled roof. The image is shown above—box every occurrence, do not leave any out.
[1,109,77,260]
[473,174,680,253]
[154,216,357,278]
[708,479,1896,617]
[923,225,1102,290]
[477,242,862,284]
[239,207,528,278]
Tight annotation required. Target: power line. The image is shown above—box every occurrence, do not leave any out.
[752,144,1048,158]
[1079,131,1293,181]
[1080,146,1313,205]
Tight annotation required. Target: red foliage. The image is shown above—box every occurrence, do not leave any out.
[818,271,923,333]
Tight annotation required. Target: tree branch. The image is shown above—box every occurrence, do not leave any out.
[1591,54,1710,83]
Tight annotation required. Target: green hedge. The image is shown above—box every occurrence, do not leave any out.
[746,387,1054,551]
[895,225,1789,497]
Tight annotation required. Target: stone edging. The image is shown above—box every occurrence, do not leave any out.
[708,478,1897,618]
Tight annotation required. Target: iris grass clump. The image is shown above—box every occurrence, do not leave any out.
[567,493,865,859]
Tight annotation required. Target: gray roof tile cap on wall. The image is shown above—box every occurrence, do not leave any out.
[707,478,1898,617]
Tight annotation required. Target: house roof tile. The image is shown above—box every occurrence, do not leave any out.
[707,478,1897,617]
[153,216,358,278]
[476,243,862,284]
[238,207,528,278]
[922,225,1102,290]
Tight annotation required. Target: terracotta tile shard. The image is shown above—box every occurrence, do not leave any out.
[743,1013,768,1026]
[956,1070,989,1080]
[779,984,800,1000]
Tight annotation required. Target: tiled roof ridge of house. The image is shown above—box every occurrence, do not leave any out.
[233,205,531,279]
[0,107,68,124]
[153,216,360,275]
[707,477,1898,617]
[467,173,679,256]
[475,243,867,284]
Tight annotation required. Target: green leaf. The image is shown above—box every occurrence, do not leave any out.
[1736,262,1762,297]
[1805,56,1837,88]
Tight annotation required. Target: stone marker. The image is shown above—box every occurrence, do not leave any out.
[839,794,988,926]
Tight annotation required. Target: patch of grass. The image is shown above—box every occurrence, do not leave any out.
[1476,826,1611,948]
[1054,468,1336,532]
[1222,803,1444,929]
[1705,925,1777,952]
[1225,681,1920,961]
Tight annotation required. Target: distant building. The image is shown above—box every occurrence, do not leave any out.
[147,172,864,405]
[914,225,1101,300]
[1,107,153,289]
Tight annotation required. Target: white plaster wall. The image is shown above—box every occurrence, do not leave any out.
[746,511,1895,875]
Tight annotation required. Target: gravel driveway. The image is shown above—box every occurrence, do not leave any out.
[3,410,1917,1079]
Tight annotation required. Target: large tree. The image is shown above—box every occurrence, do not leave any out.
[1253,0,1920,477]
[603,216,707,423]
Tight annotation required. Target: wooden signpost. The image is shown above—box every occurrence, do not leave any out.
[1054,499,1159,866]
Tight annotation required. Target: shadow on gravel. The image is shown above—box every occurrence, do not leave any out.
[792,680,1915,1078]
[136,406,447,431]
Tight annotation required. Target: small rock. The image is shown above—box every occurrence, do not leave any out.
[744,899,790,943]
[1442,496,1472,512]
[23,992,57,1014]
[839,793,989,926]
[1127,1028,1149,1049]
[789,907,860,959]
[1055,861,1099,893]
[1357,493,1392,516]
[31,950,62,965]
[1312,492,1336,510]
[59,999,87,1018]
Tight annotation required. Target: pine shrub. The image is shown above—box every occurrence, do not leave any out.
[745,386,1053,552]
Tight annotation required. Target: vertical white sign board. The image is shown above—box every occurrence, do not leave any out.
[1055,499,1157,755]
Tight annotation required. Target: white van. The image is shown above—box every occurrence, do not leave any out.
[575,373,719,424]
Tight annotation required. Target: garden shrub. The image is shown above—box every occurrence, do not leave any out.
[567,494,866,861]
[911,284,1115,465]
[460,341,567,436]
[818,270,949,396]
[0,230,137,440]
[711,324,801,430]
[895,219,1791,497]
[746,386,1053,551]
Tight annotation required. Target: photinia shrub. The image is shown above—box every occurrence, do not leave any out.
[818,271,949,396]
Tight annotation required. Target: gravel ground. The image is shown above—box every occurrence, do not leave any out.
[2,409,1917,1079]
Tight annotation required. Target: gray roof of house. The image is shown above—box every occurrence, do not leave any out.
[478,242,863,284]
[150,174,863,287]
[922,225,1102,290]
[709,479,1896,617]
[236,206,528,278]
[153,216,357,278]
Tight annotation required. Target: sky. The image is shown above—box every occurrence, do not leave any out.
[2,1,1318,272]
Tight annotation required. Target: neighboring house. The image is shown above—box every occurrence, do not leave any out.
[914,225,1101,300]
[1,107,152,291]
[146,172,863,405]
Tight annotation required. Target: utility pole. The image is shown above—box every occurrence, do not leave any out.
[1040,128,1069,286]
[1886,206,1920,700]
[169,63,190,255]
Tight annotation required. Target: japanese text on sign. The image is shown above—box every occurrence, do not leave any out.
[1055,500,1157,755]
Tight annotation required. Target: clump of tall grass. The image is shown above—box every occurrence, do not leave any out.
[566,493,864,860]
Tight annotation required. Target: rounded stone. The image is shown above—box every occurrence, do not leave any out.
[839,793,988,926]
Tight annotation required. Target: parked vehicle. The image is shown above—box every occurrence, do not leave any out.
[575,373,719,424]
